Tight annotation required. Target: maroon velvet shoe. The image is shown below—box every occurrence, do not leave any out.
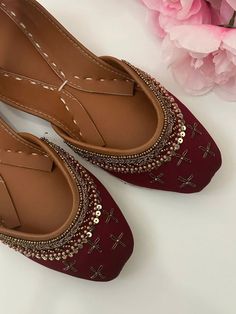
[0,118,133,282]
[0,0,221,193]
[108,95,222,193]
[34,146,134,281]
[67,60,222,193]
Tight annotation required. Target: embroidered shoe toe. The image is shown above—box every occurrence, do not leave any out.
[113,97,222,193]
[0,1,221,194]
[0,119,133,281]
[35,173,134,281]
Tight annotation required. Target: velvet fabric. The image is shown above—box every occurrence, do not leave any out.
[30,170,134,282]
[110,96,222,193]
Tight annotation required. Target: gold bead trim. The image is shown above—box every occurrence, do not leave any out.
[66,62,186,174]
[0,141,103,261]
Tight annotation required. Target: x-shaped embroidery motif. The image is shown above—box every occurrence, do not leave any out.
[199,142,215,159]
[62,260,78,272]
[104,208,119,224]
[149,173,164,184]
[178,174,196,189]
[187,122,202,138]
[90,265,106,280]
[110,233,126,250]
[87,237,102,254]
[174,149,191,166]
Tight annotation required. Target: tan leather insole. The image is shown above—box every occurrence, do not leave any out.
[0,0,157,150]
[0,118,73,234]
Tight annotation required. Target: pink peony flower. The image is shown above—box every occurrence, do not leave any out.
[162,24,236,100]
[142,0,212,37]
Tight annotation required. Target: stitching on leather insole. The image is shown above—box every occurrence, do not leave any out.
[1,71,56,91]
[24,0,131,79]
[0,3,68,83]
[59,97,83,137]
[0,122,44,153]
[0,148,48,158]
[0,71,82,140]
[0,92,81,141]
[0,0,131,94]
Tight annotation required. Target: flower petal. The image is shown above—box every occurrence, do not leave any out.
[142,0,161,11]
[222,29,236,54]
[162,35,187,65]
[226,0,236,11]
[149,11,167,37]
[220,0,235,25]
[171,54,215,95]
[177,0,200,20]
[169,25,224,53]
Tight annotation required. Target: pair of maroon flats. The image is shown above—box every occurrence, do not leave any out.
[0,0,221,281]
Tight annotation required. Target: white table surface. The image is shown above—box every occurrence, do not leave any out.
[0,1,235,314]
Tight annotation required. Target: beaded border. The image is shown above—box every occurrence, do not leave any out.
[0,141,103,261]
[66,62,186,174]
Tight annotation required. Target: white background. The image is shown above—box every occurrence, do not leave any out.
[0,1,235,313]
